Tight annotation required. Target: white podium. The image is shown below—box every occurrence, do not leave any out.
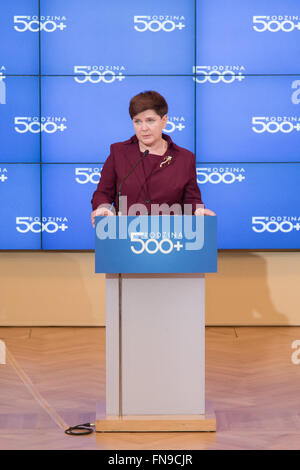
[96,273,216,432]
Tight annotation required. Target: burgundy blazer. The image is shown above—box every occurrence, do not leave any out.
[91,134,203,214]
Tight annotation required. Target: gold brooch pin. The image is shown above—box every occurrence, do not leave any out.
[160,156,173,168]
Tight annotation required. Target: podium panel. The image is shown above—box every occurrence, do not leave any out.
[107,273,205,416]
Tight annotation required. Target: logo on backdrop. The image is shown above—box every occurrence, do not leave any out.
[291,80,300,104]
[193,66,246,84]
[252,15,300,32]
[252,116,300,133]
[197,167,246,184]
[252,216,300,233]
[75,167,102,184]
[164,116,185,133]
[74,65,126,84]
[133,15,185,32]
[13,15,67,32]
[0,70,6,104]
[0,168,8,183]
[14,117,67,134]
[16,217,69,234]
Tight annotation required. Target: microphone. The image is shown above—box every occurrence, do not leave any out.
[118,149,149,215]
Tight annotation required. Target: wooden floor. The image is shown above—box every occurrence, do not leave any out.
[0,326,300,450]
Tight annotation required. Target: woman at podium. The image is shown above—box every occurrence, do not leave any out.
[91,90,215,227]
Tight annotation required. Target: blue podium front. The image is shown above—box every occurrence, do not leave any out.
[95,215,217,273]
[95,215,218,431]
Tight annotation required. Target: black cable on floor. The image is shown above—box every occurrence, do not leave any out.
[64,422,95,436]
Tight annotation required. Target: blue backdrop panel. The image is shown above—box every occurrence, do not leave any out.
[0,164,41,249]
[0,77,40,163]
[0,1,299,252]
[0,0,39,75]
[41,76,194,163]
[42,164,103,249]
[40,0,194,75]
[197,0,300,75]
[197,163,300,249]
[196,75,300,163]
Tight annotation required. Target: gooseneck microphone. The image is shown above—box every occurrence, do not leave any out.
[118,149,149,215]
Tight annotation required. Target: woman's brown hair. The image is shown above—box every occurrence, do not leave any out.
[129,91,168,119]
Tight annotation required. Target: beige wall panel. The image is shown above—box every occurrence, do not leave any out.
[0,253,105,326]
[0,251,300,326]
[206,252,300,325]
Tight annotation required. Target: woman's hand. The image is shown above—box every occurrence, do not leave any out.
[91,207,114,228]
[194,208,216,216]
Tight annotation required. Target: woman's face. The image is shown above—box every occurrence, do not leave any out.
[132,109,167,147]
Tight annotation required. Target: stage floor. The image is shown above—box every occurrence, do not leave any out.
[0,326,299,450]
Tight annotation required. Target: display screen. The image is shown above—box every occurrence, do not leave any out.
[0,164,41,249]
[196,75,300,163]
[196,0,300,75]
[42,164,103,249]
[1,0,299,250]
[197,163,300,249]
[0,0,39,75]
[0,77,40,163]
[40,0,195,75]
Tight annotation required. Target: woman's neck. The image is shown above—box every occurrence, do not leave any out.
[139,138,167,156]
